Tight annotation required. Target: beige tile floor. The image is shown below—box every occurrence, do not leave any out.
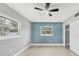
[19,45,77,56]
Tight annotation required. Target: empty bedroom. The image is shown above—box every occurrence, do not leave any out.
[0,3,79,56]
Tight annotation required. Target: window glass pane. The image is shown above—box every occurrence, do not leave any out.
[0,16,18,36]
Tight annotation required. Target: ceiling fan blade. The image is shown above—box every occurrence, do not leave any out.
[49,8,59,12]
[45,3,50,9]
[48,13,52,16]
[34,7,43,11]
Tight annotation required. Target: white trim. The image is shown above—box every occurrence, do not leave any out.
[63,23,65,46]
[31,43,64,46]
[13,44,31,56]
[0,12,21,40]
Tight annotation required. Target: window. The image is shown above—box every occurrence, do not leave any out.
[0,16,18,36]
[40,26,53,36]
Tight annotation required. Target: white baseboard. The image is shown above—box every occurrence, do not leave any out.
[14,44,31,56]
[31,43,65,46]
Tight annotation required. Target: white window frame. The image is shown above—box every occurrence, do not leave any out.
[0,13,21,40]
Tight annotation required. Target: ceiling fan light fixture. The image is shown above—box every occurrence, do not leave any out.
[43,10,49,15]
[49,13,52,17]
[34,3,59,17]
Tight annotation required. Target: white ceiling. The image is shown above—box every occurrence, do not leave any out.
[6,3,79,22]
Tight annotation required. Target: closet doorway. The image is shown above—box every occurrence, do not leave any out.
[65,24,70,48]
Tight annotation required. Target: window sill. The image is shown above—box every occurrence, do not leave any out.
[0,36,19,40]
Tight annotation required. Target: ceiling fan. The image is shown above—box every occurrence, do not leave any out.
[34,3,59,17]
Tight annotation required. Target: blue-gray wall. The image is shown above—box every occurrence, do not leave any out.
[31,22,63,44]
